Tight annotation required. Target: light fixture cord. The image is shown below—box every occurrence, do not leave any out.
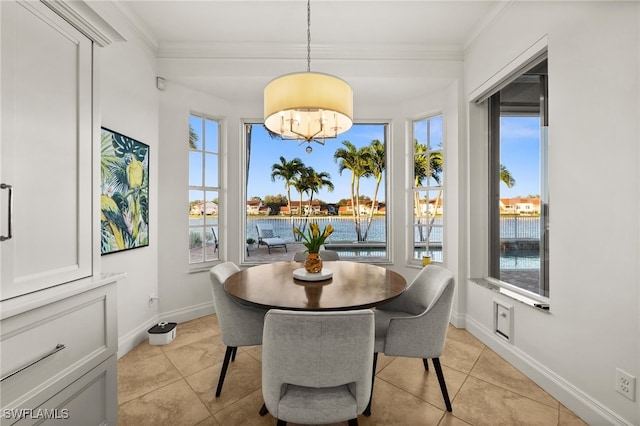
[307,0,311,72]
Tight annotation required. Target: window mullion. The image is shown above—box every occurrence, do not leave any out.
[488,94,501,278]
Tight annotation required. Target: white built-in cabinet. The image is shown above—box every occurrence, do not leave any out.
[0,0,93,301]
[1,1,124,424]
[0,277,120,425]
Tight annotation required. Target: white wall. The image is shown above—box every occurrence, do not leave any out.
[94,1,640,424]
[156,83,235,322]
[463,2,639,424]
[154,67,464,329]
[400,78,466,322]
[96,5,161,356]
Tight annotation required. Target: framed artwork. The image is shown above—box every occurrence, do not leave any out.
[100,127,149,254]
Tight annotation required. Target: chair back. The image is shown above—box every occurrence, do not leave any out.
[379,264,453,314]
[381,265,455,358]
[209,262,264,347]
[293,249,340,262]
[262,309,374,416]
[256,223,276,238]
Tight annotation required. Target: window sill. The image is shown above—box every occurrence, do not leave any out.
[469,277,551,313]
[406,261,443,270]
[189,264,217,274]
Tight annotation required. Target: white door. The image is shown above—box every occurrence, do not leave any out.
[1,1,93,300]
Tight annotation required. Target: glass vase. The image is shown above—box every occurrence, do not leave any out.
[304,252,323,274]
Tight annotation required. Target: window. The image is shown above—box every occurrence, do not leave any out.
[189,114,220,264]
[243,122,389,262]
[487,58,549,297]
[412,115,444,264]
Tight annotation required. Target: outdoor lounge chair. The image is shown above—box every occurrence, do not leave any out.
[256,223,287,254]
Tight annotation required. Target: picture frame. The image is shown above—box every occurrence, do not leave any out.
[100,127,150,255]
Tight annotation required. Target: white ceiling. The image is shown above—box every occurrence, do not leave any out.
[119,1,503,104]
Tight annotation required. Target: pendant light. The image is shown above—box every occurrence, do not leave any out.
[263,0,353,150]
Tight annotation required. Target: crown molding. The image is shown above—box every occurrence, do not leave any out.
[107,0,159,54]
[463,0,515,51]
[157,42,463,62]
[42,0,126,47]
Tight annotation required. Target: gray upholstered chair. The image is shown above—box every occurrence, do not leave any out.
[260,309,374,426]
[292,249,340,261]
[365,264,455,415]
[209,262,266,397]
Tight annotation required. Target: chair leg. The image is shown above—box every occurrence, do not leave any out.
[363,352,378,416]
[215,346,235,397]
[423,358,429,371]
[432,358,452,412]
[258,403,268,416]
[276,420,286,426]
[231,346,237,362]
[348,419,358,426]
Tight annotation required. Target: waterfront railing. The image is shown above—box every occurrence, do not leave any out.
[194,215,541,244]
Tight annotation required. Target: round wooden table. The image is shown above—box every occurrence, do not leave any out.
[224,261,407,311]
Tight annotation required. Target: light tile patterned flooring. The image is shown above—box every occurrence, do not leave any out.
[117,315,588,426]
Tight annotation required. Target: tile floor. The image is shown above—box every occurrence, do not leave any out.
[117,315,588,426]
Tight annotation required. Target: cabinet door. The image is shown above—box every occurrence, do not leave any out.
[1,1,93,300]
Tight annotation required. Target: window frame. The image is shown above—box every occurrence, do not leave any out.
[188,113,222,268]
[410,113,445,267]
[486,57,550,300]
[241,119,392,264]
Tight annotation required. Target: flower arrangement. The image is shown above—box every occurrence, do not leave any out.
[294,222,334,253]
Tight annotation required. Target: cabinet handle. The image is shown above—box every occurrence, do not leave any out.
[0,343,66,382]
[0,183,12,241]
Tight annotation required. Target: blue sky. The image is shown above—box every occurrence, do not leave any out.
[247,116,541,202]
[190,115,541,203]
[247,123,386,203]
[499,116,541,198]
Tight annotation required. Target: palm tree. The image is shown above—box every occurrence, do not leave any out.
[413,140,443,242]
[270,156,305,217]
[362,140,385,240]
[189,126,198,149]
[334,141,368,241]
[292,169,310,217]
[500,164,516,188]
[290,169,313,239]
[303,167,334,213]
[413,140,443,187]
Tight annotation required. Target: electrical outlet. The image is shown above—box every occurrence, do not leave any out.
[616,368,636,401]
[149,295,160,307]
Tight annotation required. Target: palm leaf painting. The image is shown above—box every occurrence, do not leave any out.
[101,128,150,254]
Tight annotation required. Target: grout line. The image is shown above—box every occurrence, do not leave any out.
[467,347,560,410]
[118,375,184,407]
[372,375,447,415]
[119,315,577,425]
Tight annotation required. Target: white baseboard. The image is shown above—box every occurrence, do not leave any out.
[450,308,465,328]
[158,301,214,324]
[117,301,215,359]
[117,319,157,359]
[463,314,632,426]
